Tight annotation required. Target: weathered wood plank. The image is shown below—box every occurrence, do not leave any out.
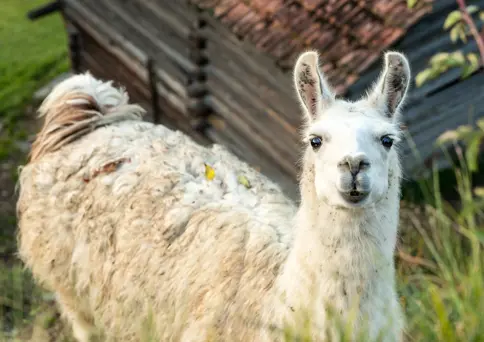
[207,66,299,140]
[63,1,190,117]
[206,70,300,170]
[67,0,191,93]
[140,0,198,33]
[77,26,211,145]
[63,2,148,70]
[81,43,209,146]
[77,30,152,106]
[206,34,302,128]
[201,15,296,98]
[208,95,299,178]
[104,0,195,74]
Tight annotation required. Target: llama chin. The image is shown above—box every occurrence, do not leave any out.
[17,50,410,342]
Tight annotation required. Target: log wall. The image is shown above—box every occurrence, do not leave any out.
[62,0,300,198]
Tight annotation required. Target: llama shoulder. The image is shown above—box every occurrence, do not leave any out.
[22,121,294,207]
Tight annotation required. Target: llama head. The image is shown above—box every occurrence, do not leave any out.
[294,50,410,209]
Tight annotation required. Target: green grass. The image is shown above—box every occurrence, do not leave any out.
[0,0,69,340]
[0,0,69,160]
[396,156,484,342]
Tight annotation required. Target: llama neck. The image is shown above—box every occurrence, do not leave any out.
[294,193,399,261]
[275,176,401,321]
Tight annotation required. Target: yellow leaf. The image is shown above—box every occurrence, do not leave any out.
[430,52,450,66]
[459,24,468,43]
[436,130,459,145]
[407,0,418,9]
[467,53,479,69]
[456,124,473,136]
[415,68,433,87]
[451,50,466,64]
[204,163,215,181]
[467,5,479,14]
[237,175,252,189]
[443,10,461,30]
[476,118,484,131]
[474,187,484,197]
[450,25,460,42]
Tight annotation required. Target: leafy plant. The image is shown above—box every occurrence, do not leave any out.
[436,119,484,173]
[409,1,484,87]
[415,51,480,86]
[399,2,484,341]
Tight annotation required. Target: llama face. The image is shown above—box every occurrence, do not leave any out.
[304,102,402,208]
[294,50,410,208]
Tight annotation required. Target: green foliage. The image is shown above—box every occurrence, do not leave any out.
[413,4,484,87]
[415,51,480,86]
[444,10,463,30]
[443,7,480,44]
[397,145,484,341]
[0,0,69,162]
[0,264,43,339]
[436,119,484,173]
[0,0,69,340]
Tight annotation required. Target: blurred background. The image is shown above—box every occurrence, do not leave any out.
[1,0,484,341]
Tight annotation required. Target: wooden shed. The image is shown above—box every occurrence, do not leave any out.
[28,0,483,199]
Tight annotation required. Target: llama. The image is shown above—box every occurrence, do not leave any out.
[16,50,410,342]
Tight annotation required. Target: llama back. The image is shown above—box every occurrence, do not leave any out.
[17,73,296,340]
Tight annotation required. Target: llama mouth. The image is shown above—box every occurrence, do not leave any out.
[341,190,369,204]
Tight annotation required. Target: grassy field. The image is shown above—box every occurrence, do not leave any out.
[0,1,71,340]
[0,0,69,159]
[1,1,484,341]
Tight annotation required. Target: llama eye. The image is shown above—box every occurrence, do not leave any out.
[380,136,393,149]
[310,137,322,149]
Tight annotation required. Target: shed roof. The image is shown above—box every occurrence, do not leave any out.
[191,0,432,94]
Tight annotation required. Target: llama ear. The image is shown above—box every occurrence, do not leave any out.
[368,51,411,119]
[294,51,335,122]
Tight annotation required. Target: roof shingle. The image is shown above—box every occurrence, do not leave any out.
[191,0,432,94]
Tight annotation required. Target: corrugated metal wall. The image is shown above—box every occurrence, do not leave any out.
[346,0,484,177]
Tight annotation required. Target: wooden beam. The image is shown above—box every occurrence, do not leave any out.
[27,0,62,20]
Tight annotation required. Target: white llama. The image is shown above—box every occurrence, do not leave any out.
[17,50,410,342]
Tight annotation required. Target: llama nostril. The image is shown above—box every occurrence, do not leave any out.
[338,159,354,175]
[339,157,370,175]
[358,160,370,171]
[352,160,370,176]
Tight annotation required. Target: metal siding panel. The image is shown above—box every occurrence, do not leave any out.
[400,73,484,173]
